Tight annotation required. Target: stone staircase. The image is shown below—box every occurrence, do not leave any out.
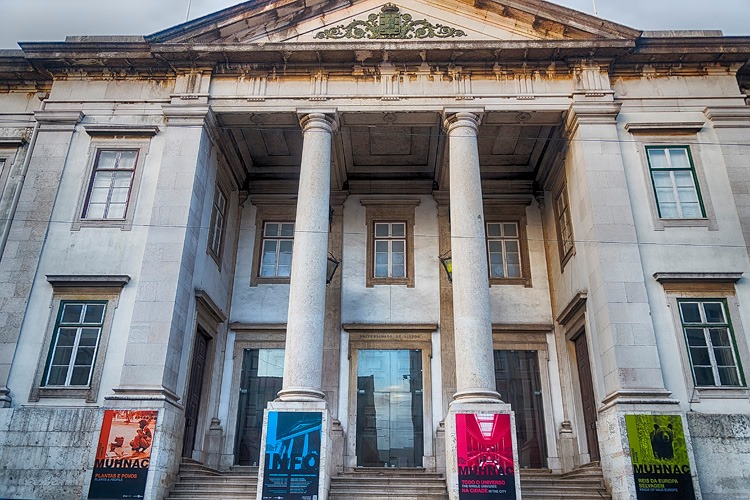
[520,462,611,499]
[167,460,610,499]
[329,468,448,499]
[166,460,258,500]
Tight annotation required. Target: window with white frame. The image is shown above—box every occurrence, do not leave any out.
[42,301,106,387]
[208,185,227,260]
[679,299,745,387]
[259,222,294,277]
[374,222,406,279]
[82,150,138,220]
[486,222,521,279]
[646,146,705,219]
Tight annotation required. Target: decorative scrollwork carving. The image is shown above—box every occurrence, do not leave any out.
[314,4,467,40]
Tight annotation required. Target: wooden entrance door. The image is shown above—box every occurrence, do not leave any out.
[182,328,209,458]
[573,331,600,462]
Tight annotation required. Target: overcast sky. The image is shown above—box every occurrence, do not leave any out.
[0,0,745,49]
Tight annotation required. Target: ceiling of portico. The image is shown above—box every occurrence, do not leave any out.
[214,110,563,192]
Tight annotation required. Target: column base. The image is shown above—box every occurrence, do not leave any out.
[276,387,327,402]
[452,389,503,404]
[256,400,332,500]
[445,401,522,500]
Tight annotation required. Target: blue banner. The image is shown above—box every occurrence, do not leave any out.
[261,411,322,500]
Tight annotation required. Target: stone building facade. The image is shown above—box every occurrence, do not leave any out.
[0,0,749,499]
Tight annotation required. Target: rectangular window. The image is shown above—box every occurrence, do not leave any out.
[647,146,705,219]
[260,222,294,277]
[83,150,138,220]
[43,301,106,387]
[679,299,745,387]
[208,186,227,260]
[487,222,521,279]
[554,185,574,264]
[373,222,406,278]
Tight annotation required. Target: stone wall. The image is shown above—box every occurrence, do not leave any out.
[0,406,100,499]
[688,412,750,499]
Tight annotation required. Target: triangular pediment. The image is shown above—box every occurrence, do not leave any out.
[148,0,641,45]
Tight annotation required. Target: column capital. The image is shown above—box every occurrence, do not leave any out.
[443,111,482,135]
[298,111,339,133]
[565,101,622,137]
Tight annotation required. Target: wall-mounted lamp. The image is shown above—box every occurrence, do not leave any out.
[326,252,341,284]
[439,251,452,283]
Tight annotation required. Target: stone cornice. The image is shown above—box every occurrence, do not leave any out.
[653,272,743,284]
[46,274,131,289]
[704,106,750,128]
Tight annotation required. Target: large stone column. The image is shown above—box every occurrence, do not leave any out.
[445,111,500,403]
[277,112,336,401]
[443,112,519,500]
[257,112,336,500]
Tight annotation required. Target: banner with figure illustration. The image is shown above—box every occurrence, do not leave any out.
[625,414,696,500]
[261,411,322,500]
[456,413,516,499]
[88,409,157,499]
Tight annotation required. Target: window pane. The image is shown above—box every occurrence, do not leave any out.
[280,223,294,237]
[693,367,715,386]
[97,151,119,169]
[89,185,109,204]
[488,241,502,253]
[56,328,78,346]
[392,251,404,266]
[681,203,702,218]
[391,223,405,237]
[86,203,107,219]
[703,303,726,323]
[648,148,668,168]
[46,366,68,386]
[276,264,291,278]
[79,328,100,346]
[69,366,91,386]
[391,240,405,253]
[713,347,736,367]
[61,304,83,323]
[718,367,741,386]
[685,328,707,346]
[486,224,501,237]
[505,240,519,253]
[75,346,95,365]
[507,264,521,278]
[689,347,711,366]
[106,203,127,219]
[112,171,134,187]
[374,223,389,237]
[375,240,389,253]
[503,223,518,237]
[375,262,388,277]
[391,264,405,277]
[668,148,690,168]
[680,303,701,323]
[709,328,730,346]
[52,346,73,365]
[264,223,279,237]
[375,252,389,266]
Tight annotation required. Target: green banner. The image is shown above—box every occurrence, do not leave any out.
[625,414,696,500]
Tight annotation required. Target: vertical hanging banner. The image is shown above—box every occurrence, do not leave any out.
[261,411,322,500]
[88,410,157,499]
[456,413,517,500]
[625,414,696,500]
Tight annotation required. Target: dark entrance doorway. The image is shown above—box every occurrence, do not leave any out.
[356,349,424,467]
[573,331,600,462]
[494,350,548,468]
[182,328,210,458]
[234,348,284,465]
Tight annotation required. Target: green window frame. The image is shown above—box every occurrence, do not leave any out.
[259,222,294,277]
[646,146,705,219]
[678,299,745,387]
[42,301,107,387]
